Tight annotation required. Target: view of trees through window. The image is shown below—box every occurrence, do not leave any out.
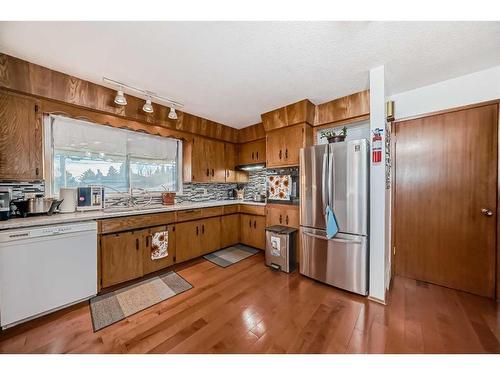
[53,152,178,194]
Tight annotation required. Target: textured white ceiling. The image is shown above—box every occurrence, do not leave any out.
[0,21,499,128]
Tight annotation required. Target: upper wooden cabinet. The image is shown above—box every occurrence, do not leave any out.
[239,139,266,165]
[261,99,315,131]
[224,143,239,183]
[0,91,43,181]
[266,123,313,167]
[189,137,226,183]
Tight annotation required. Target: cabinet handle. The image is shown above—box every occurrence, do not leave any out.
[146,235,149,247]
[212,169,214,177]
[135,238,139,251]
[202,224,205,234]
[256,151,259,160]
[285,149,288,158]
[252,152,255,160]
[249,219,252,228]
[254,220,256,229]
[206,168,210,176]
[35,167,39,176]
[286,215,289,225]
[279,150,282,159]
[279,214,282,224]
[196,226,199,236]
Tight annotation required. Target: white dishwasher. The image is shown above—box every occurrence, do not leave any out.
[0,221,97,329]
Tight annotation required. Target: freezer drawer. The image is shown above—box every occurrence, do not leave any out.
[299,227,368,295]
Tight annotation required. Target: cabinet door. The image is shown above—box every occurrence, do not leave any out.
[253,139,266,164]
[239,139,265,165]
[240,214,254,248]
[240,214,266,250]
[220,214,240,248]
[191,137,211,182]
[142,224,176,275]
[175,220,202,263]
[266,205,284,227]
[200,216,221,254]
[224,143,238,183]
[101,230,144,288]
[209,139,226,183]
[282,125,304,166]
[0,91,41,180]
[266,131,284,168]
[267,204,299,228]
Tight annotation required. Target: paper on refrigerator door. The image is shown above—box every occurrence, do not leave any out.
[270,236,281,256]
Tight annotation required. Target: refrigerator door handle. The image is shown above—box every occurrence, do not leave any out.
[322,151,328,210]
[302,230,362,244]
[328,148,335,209]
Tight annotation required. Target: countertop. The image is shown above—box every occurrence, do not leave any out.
[0,200,266,231]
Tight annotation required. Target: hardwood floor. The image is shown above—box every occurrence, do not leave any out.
[0,252,499,354]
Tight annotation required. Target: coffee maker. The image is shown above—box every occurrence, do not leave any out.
[0,187,12,221]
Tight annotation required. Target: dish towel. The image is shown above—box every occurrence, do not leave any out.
[151,231,169,260]
[325,205,339,239]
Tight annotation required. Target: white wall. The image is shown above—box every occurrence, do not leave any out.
[369,65,389,303]
[390,65,500,119]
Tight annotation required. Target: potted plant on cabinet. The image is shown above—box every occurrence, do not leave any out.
[320,126,348,143]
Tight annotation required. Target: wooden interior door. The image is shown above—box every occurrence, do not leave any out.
[101,230,144,288]
[394,103,498,298]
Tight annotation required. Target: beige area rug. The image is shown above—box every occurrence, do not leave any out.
[89,270,192,331]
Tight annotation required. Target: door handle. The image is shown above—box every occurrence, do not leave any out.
[481,208,494,217]
[302,231,362,244]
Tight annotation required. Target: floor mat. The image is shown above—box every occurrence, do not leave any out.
[203,244,260,268]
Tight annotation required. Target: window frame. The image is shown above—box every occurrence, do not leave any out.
[44,115,183,197]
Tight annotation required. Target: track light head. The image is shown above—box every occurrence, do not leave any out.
[142,98,154,113]
[168,107,178,120]
[114,89,127,106]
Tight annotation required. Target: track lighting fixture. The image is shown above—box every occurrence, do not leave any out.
[103,77,183,118]
[114,88,127,106]
[142,97,154,113]
[168,107,178,120]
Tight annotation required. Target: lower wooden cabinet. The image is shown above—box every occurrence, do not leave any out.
[220,214,240,248]
[101,229,146,288]
[240,214,266,250]
[266,204,299,228]
[142,224,176,275]
[201,216,221,254]
[175,220,202,263]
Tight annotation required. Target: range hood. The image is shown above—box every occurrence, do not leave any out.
[235,163,266,171]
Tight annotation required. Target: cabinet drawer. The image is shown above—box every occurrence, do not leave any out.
[99,212,175,234]
[176,209,203,222]
[203,206,223,218]
[223,204,239,215]
[239,204,266,216]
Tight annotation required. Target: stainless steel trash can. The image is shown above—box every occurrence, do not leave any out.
[265,225,297,273]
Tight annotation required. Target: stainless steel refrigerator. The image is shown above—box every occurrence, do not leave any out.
[299,139,369,295]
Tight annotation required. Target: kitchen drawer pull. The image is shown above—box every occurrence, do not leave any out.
[182,209,200,214]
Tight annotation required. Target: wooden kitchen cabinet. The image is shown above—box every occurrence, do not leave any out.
[175,220,202,263]
[142,224,176,275]
[101,229,146,288]
[239,139,266,165]
[224,142,238,183]
[190,137,226,183]
[0,91,43,181]
[200,216,221,254]
[240,214,266,250]
[220,213,240,248]
[266,124,311,167]
[266,204,299,228]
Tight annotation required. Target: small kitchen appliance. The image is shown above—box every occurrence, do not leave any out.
[0,188,12,221]
[59,188,77,213]
[77,186,104,211]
